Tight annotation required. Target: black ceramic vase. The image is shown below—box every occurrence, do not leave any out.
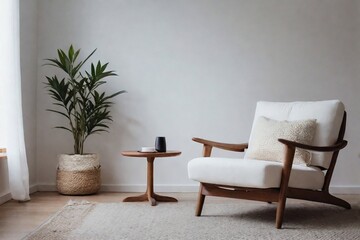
[155,137,166,152]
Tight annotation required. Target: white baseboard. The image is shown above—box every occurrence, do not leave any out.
[34,184,360,194]
[329,186,360,194]
[0,192,11,205]
[0,184,39,205]
[36,183,199,192]
[37,184,57,192]
[100,184,199,192]
[29,184,38,194]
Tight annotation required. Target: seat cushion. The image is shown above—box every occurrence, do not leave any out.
[188,157,325,190]
[244,100,345,169]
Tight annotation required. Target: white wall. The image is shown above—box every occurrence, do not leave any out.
[35,0,360,192]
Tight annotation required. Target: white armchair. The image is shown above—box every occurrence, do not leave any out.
[188,100,350,229]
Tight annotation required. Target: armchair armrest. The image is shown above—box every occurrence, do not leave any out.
[192,137,248,152]
[277,139,348,193]
[278,139,347,152]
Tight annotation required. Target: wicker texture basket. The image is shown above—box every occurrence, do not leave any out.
[58,154,100,171]
[56,167,101,195]
[56,154,101,195]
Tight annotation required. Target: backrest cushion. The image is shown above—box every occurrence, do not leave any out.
[244,100,345,169]
[246,116,317,165]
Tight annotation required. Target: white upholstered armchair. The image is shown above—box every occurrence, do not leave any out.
[188,100,350,229]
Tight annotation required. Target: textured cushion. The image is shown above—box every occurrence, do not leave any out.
[246,116,317,165]
[188,157,325,190]
[244,100,344,169]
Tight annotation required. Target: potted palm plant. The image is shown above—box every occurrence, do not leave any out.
[44,45,125,195]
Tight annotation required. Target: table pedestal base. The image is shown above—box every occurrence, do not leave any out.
[123,193,177,206]
[122,156,178,206]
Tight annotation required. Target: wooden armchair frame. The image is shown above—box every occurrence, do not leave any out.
[193,112,350,229]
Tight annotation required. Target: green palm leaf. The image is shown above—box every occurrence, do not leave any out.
[44,45,126,154]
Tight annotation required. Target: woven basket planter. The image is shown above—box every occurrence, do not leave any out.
[56,154,101,195]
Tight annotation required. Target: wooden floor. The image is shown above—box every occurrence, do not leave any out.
[0,192,195,239]
[0,192,358,240]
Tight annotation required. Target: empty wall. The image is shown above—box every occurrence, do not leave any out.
[33,0,360,192]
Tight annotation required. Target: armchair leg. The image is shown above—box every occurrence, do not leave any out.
[275,194,287,229]
[196,183,206,216]
[325,193,351,209]
[275,144,295,229]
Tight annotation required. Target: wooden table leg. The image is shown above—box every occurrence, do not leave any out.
[153,193,178,202]
[123,193,148,202]
[146,157,156,206]
[123,156,177,205]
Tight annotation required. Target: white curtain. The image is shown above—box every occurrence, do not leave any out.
[0,0,30,201]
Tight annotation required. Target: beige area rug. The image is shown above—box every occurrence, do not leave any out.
[24,199,360,240]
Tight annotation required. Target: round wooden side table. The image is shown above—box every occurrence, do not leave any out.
[121,150,181,206]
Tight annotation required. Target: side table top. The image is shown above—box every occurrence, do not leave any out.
[121,150,181,158]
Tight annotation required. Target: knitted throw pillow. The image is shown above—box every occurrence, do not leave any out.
[246,116,317,165]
